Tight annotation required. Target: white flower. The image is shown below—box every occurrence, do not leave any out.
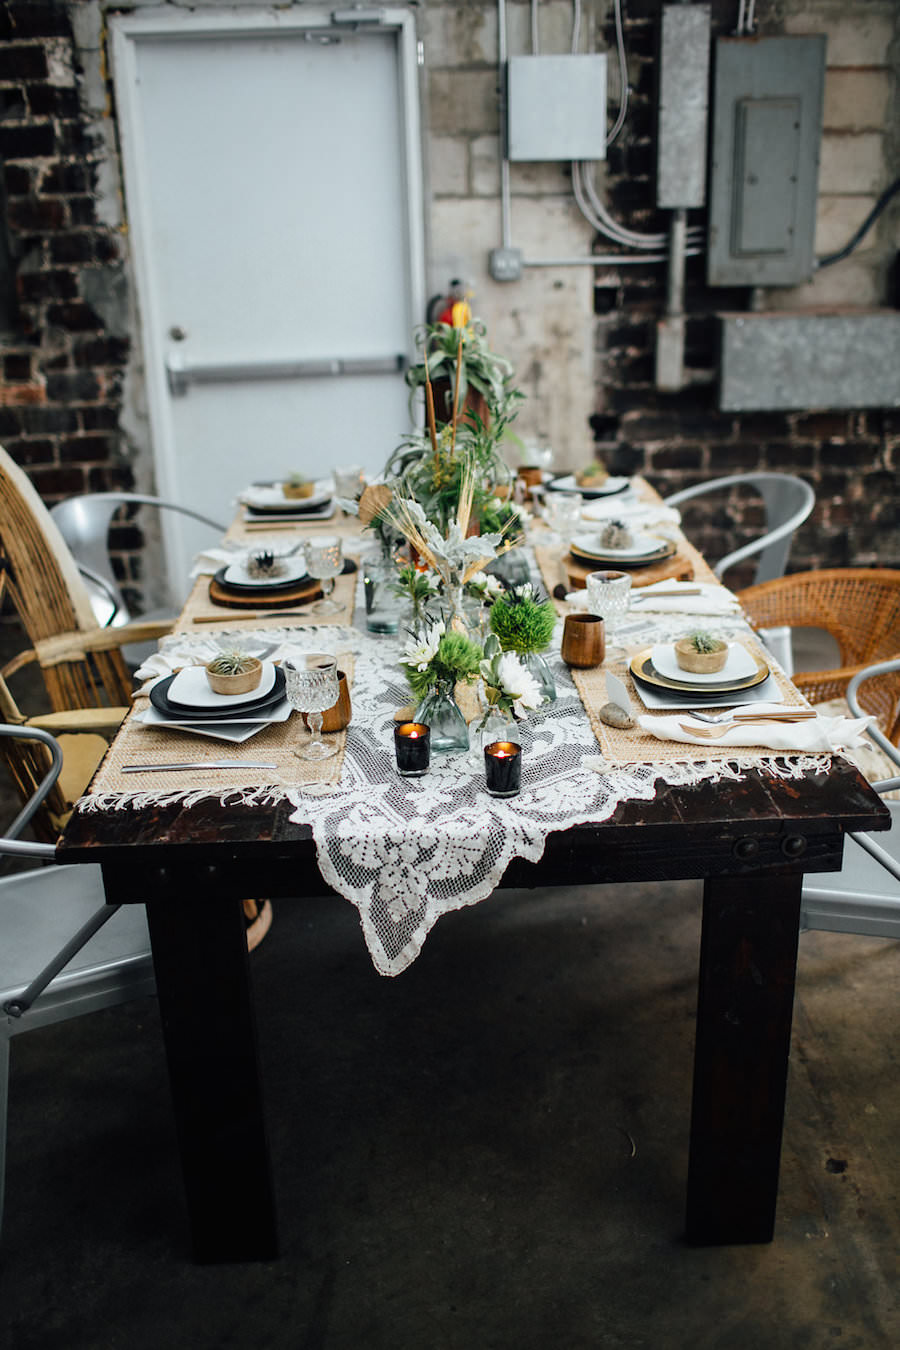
[468,571,503,599]
[402,620,444,672]
[496,651,543,716]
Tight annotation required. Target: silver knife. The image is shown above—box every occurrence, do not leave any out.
[121,761,278,773]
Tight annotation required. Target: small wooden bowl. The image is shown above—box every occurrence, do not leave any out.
[282,480,314,500]
[205,657,263,695]
[674,638,728,674]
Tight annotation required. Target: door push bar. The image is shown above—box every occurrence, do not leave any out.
[165,351,407,397]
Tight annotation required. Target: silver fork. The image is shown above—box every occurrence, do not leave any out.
[680,714,815,739]
[690,708,814,724]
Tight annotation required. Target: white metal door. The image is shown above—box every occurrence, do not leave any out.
[112,9,424,585]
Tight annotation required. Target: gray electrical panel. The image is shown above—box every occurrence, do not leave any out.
[507,55,607,162]
[707,36,826,287]
[657,4,711,209]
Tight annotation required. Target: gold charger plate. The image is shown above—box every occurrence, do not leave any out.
[629,644,770,696]
[570,535,676,569]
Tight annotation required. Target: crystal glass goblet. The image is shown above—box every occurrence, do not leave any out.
[545,491,583,550]
[284,653,340,760]
[305,534,343,615]
[585,570,633,652]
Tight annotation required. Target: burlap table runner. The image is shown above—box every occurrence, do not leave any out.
[569,643,809,766]
[90,655,355,796]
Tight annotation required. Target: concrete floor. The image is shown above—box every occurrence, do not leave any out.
[1,878,898,1350]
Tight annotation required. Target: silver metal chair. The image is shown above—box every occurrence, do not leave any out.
[800,659,900,937]
[0,724,154,1236]
[663,472,815,586]
[664,473,815,675]
[49,492,225,629]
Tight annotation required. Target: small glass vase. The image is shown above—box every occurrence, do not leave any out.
[415,680,470,754]
[478,707,521,754]
[363,553,404,635]
[524,650,557,704]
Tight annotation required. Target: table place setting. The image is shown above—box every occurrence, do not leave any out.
[178,536,360,628]
[237,475,337,524]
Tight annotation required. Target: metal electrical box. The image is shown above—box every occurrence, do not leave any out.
[657,3,711,209]
[707,36,826,286]
[507,55,607,161]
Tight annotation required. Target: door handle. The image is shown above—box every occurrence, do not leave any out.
[165,351,407,396]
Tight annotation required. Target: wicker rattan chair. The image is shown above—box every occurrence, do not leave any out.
[0,446,173,838]
[738,569,900,744]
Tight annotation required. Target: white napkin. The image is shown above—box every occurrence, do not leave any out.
[190,544,243,577]
[629,578,741,615]
[133,635,347,689]
[638,704,873,753]
[580,499,681,528]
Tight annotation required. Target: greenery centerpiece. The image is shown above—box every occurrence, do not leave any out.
[476,632,544,749]
[399,619,484,753]
[489,581,558,703]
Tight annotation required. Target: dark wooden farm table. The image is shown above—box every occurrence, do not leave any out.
[58,755,888,1262]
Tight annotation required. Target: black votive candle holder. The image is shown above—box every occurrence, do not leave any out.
[484,740,522,797]
[394,721,430,776]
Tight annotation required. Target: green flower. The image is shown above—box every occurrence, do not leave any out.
[489,582,556,655]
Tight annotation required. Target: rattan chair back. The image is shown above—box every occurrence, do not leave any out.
[738,568,900,742]
[0,446,133,711]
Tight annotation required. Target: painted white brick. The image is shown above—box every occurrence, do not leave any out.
[429,197,595,465]
[471,134,499,196]
[424,6,497,66]
[818,133,885,195]
[766,260,880,310]
[428,70,499,136]
[824,70,891,129]
[430,136,469,195]
[815,195,879,256]
[784,8,895,67]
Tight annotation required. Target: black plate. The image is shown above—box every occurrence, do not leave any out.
[213,565,310,596]
[150,667,286,721]
[244,497,333,517]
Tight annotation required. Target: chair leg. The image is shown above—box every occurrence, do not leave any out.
[0,1028,9,1238]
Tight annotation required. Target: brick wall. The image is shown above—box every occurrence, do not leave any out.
[0,1,141,602]
[589,0,900,583]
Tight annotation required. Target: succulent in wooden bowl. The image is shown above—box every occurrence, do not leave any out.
[674,630,729,674]
[282,472,314,500]
[205,649,263,695]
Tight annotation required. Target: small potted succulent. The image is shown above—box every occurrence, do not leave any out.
[675,630,729,674]
[205,648,263,695]
[575,460,609,488]
[282,472,314,500]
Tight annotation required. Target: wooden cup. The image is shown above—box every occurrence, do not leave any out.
[304,669,352,732]
[561,613,605,668]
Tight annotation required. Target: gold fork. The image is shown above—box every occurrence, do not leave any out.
[680,712,816,738]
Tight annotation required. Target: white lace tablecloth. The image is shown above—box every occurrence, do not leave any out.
[78,573,833,977]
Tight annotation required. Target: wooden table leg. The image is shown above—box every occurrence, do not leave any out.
[144,887,278,1262]
[685,872,802,1245]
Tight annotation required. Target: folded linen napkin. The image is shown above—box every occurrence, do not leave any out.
[563,578,741,617]
[133,635,345,689]
[638,704,873,753]
[190,544,245,577]
[580,499,682,528]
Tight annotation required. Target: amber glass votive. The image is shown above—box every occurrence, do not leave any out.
[484,740,522,797]
[394,721,430,776]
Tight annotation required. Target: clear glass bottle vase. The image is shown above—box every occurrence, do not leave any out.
[524,650,557,704]
[478,707,521,754]
[415,680,470,754]
[363,552,404,635]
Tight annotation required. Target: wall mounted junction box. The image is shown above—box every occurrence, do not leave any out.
[719,310,900,411]
[707,36,825,287]
[507,55,607,162]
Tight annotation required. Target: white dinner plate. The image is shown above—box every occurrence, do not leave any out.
[135,698,290,742]
[572,530,665,561]
[240,478,333,512]
[223,558,308,588]
[549,474,630,498]
[650,642,759,685]
[166,661,277,710]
